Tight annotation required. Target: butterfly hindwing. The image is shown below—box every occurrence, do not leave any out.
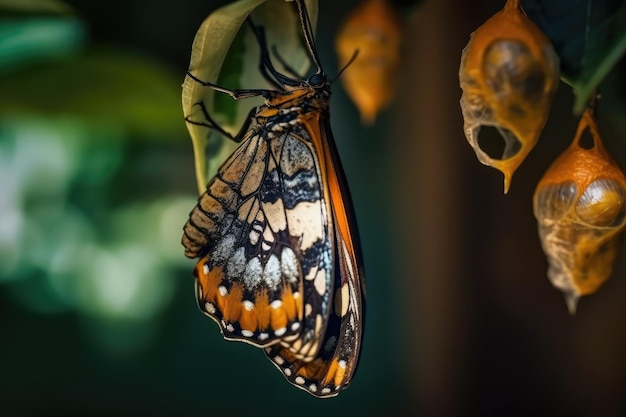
[265,241,364,397]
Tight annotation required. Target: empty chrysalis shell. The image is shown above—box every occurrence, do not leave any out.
[459,0,559,193]
[533,108,626,314]
[335,0,401,125]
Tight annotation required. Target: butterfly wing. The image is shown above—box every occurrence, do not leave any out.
[264,113,366,397]
[265,246,364,397]
[182,125,334,350]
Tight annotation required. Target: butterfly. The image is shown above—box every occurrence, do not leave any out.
[181,0,366,398]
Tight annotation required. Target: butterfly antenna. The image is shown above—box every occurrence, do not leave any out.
[294,0,324,75]
[331,49,359,85]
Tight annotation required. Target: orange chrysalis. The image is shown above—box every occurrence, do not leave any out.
[533,107,626,314]
[459,0,559,193]
[335,0,402,125]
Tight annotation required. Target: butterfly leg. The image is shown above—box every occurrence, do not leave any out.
[184,69,273,142]
[186,71,275,100]
[184,100,255,143]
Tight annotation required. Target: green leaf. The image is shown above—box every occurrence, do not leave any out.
[523,0,626,113]
[0,48,186,139]
[181,0,318,194]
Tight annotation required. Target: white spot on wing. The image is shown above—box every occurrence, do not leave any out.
[322,388,331,395]
[213,234,236,264]
[281,247,299,283]
[205,302,216,314]
[264,255,281,288]
[274,355,285,365]
[218,286,228,296]
[309,384,317,392]
[291,322,301,331]
[248,223,262,245]
[195,282,203,299]
[295,376,305,385]
[284,368,292,376]
[243,258,263,288]
[241,330,253,337]
[227,247,246,278]
[259,333,269,341]
[334,283,350,317]
[275,327,286,336]
[305,265,318,281]
[271,300,283,309]
[226,323,234,332]
[313,270,327,296]
[242,300,254,311]
[286,201,324,251]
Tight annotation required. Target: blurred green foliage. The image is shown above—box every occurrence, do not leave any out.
[0,1,194,352]
[0,49,186,137]
[523,0,626,113]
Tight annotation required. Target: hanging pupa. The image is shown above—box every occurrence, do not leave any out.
[533,108,626,314]
[459,0,559,193]
[335,0,402,125]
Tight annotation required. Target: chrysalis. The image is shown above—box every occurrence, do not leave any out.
[459,0,559,193]
[335,0,402,125]
[533,108,626,314]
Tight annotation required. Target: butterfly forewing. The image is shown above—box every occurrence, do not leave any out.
[264,112,365,397]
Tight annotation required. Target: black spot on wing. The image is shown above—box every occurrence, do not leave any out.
[299,238,331,278]
[260,169,281,204]
[260,169,320,208]
[283,170,321,208]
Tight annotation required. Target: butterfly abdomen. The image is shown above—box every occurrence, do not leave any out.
[182,177,238,259]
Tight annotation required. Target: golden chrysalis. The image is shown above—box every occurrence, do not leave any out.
[459,0,559,193]
[335,0,402,125]
[533,108,626,314]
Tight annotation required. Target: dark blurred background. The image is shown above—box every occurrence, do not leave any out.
[1,0,626,416]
